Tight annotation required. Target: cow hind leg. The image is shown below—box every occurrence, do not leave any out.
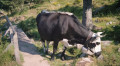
[61,46,67,61]
[51,41,58,61]
[42,42,46,53]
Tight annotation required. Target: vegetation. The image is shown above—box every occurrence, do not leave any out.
[103,25,120,42]
[0,0,45,15]
[0,36,18,66]
[0,14,19,66]
[1,0,120,66]
[17,17,40,40]
[96,44,120,66]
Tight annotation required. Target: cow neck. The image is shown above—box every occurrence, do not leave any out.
[83,31,94,53]
[83,31,93,45]
[86,31,93,41]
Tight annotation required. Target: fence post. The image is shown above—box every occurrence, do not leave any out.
[13,32,21,64]
[0,12,21,65]
[10,27,14,44]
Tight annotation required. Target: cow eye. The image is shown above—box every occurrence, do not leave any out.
[96,42,100,45]
[90,43,95,45]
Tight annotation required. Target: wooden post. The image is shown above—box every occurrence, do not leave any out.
[10,27,14,44]
[82,0,93,30]
[5,16,15,32]
[13,32,21,64]
[1,12,21,65]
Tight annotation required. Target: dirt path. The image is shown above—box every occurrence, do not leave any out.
[15,26,50,66]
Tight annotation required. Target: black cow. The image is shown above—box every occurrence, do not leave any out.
[36,10,102,60]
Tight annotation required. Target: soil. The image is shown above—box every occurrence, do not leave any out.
[15,26,50,66]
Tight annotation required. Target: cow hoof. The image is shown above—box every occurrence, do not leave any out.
[45,51,48,54]
[50,57,54,61]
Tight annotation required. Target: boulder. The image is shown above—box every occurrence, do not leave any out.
[97,54,104,60]
[101,41,112,46]
[76,44,83,49]
[118,48,120,52]
[92,25,102,30]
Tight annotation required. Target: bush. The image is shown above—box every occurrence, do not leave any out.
[103,25,120,43]
[59,5,83,18]
[18,17,40,40]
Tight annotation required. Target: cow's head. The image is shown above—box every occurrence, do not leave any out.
[82,32,103,57]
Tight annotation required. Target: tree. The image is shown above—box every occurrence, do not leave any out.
[82,0,93,30]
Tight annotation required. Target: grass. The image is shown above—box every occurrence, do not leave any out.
[35,41,82,66]
[0,37,18,66]
[92,43,120,66]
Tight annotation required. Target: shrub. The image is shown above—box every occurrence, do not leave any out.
[59,5,83,18]
[103,25,120,43]
[18,17,40,40]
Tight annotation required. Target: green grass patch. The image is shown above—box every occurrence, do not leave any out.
[0,38,18,66]
[102,25,120,42]
[34,41,82,66]
[96,44,120,66]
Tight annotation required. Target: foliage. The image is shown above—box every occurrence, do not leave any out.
[94,0,120,17]
[0,0,24,13]
[115,0,120,7]
[0,0,44,15]
[59,5,83,18]
[73,0,82,5]
[0,37,18,66]
[18,17,40,40]
[103,25,120,43]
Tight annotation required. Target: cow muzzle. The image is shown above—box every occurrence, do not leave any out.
[95,51,101,57]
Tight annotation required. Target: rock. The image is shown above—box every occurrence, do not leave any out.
[65,63,70,66]
[30,38,35,43]
[76,44,83,49]
[57,53,61,57]
[80,53,87,58]
[67,56,72,60]
[92,25,102,30]
[49,41,54,45]
[95,19,98,23]
[76,57,93,66]
[18,16,25,21]
[97,54,104,60]
[109,21,112,24]
[118,48,120,52]
[106,21,113,25]
[82,58,93,62]
[101,41,112,46]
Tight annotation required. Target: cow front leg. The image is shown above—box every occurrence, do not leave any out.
[51,41,58,61]
[61,46,67,61]
[46,41,49,54]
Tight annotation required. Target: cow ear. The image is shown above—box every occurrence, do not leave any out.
[96,32,103,37]
[90,37,97,43]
